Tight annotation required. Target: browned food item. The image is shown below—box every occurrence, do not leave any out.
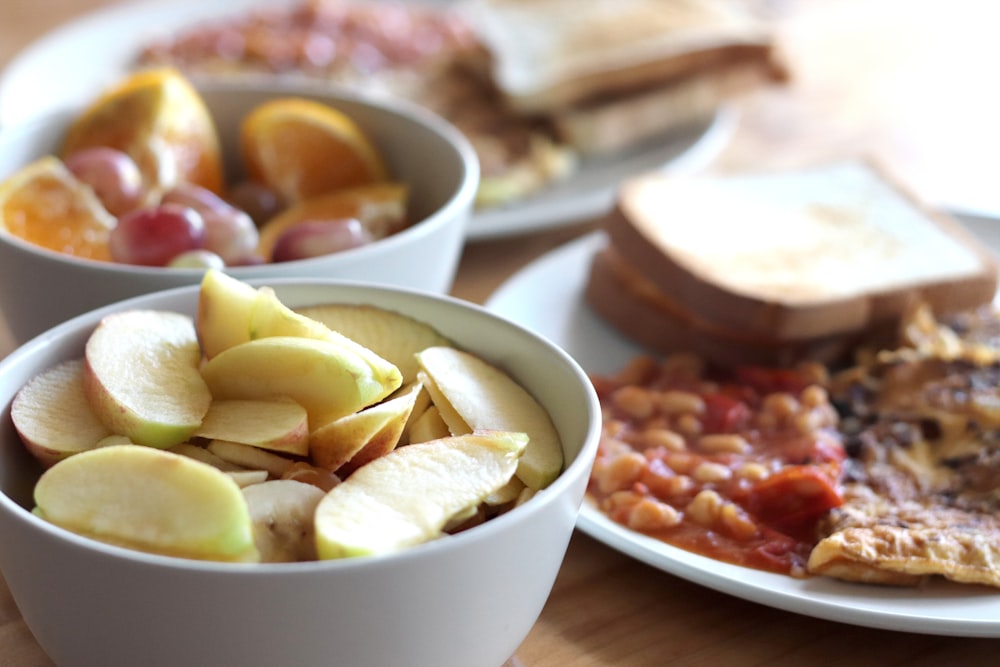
[810,303,1000,587]
[463,0,787,154]
[585,161,999,369]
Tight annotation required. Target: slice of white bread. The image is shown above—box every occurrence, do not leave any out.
[600,161,999,343]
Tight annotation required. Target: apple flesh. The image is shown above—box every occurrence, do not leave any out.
[310,381,421,474]
[83,310,211,449]
[196,268,257,359]
[314,430,528,559]
[201,336,399,427]
[416,346,564,490]
[296,303,454,384]
[248,287,402,389]
[194,398,309,456]
[33,444,259,562]
[11,358,111,467]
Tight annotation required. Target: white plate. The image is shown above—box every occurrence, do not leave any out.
[0,0,735,241]
[484,230,1000,638]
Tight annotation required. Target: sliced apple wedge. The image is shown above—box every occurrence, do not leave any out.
[311,381,422,474]
[314,430,528,559]
[194,398,309,456]
[201,336,398,426]
[296,303,454,384]
[407,403,452,444]
[247,287,402,392]
[33,444,259,562]
[84,310,211,449]
[416,347,564,490]
[196,269,258,359]
[11,358,112,468]
[281,461,341,492]
[206,440,296,478]
[243,479,325,562]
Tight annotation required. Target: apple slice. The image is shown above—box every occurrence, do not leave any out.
[194,398,309,456]
[416,347,564,490]
[11,358,112,468]
[281,461,341,492]
[242,479,325,562]
[33,444,259,562]
[200,336,398,427]
[314,430,528,559]
[296,303,454,384]
[84,310,211,449]
[406,403,452,444]
[310,381,422,474]
[196,269,258,359]
[247,287,402,392]
[206,440,296,478]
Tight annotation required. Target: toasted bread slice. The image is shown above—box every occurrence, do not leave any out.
[584,244,878,368]
[602,161,999,341]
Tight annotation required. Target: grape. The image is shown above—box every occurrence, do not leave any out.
[271,219,373,262]
[168,249,226,270]
[160,183,259,265]
[226,180,285,226]
[109,204,206,266]
[63,147,145,216]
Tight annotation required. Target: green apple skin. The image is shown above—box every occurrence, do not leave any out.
[33,444,259,563]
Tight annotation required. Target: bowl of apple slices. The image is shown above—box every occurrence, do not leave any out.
[0,271,601,667]
[0,73,479,345]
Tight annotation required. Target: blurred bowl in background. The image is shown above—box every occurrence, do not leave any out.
[0,80,479,344]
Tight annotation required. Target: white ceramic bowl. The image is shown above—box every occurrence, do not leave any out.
[0,278,601,667]
[0,81,479,344]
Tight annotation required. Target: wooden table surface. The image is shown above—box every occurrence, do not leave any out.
[2,1,1000,665]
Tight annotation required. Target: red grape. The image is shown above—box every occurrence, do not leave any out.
[226,180,285,226]
[271,218,373,262]
[109,204,206,266]
[63,147,145,216]
[160,183,259,265]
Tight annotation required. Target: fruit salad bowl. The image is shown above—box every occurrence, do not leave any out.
[0,76,479,344]
[0,277,601,667]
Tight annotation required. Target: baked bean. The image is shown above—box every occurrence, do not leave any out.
[638,428,687,452]
[686,489,724,526]
[657,390,706,416]
[613,355,658,385]
[720,502,757,540]
[735,462,770,481]
[675,413,703,437]
[612,385,655,420]
[692,461,732,483]
[627,498,682,531]
[697,433,750,454]
[762,393,799,420]
[593,451,646,494]
[665,451,697,475]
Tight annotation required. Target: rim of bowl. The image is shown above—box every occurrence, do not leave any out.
[0,80,480,274]
[0,277,601,575]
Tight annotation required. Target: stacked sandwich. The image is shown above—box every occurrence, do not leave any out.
[585,161,1000,368]
[462,0,786,157]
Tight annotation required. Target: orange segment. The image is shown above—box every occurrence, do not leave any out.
[60,66,223,194]
[240,98,389,203]
[0,156,115,261]
[257,182,409,261]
